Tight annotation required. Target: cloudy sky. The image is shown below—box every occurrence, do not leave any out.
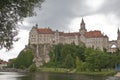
[0,0,120,61]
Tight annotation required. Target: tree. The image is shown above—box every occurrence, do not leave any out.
[0,0,44,50]
[76,45,85,61]
[85,49,110,71]
[76,57,83,71]
[28,63,37,72]
[14,49,34,69]
[64,54,75,69]
[46,44,77,68]
[7,58,16,68]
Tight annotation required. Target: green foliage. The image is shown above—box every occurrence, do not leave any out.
[76,57,82,71]
[38,68,69,73]
[44,44,120,72]
[64,54,75,69]
[44,44,85,69]
[85,49,107,71]
[76,57,87,71]
[0,0,44,50]
[7,58,16,68]
[28,63,37,72]
[13,49,34,69]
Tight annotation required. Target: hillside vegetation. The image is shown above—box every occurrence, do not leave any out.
[43,43,120,72]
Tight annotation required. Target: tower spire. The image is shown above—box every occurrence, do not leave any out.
[81,18,85,24]
[79,18,87,35]
[117,27,120,40]
[118,27,119,33]
[80,18,86,30]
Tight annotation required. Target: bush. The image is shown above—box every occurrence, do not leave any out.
[29,63,37,72]
[14,49,34,69]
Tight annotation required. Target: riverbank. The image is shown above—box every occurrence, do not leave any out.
[38,68,116,76]
[76,71,116,76]
[0,68,27,72]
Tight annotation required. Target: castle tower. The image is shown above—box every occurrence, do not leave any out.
[117,28,120,49]
[79,18,87,35]
[117,28,120,40]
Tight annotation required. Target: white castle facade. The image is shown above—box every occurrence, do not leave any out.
[29,18,120,53]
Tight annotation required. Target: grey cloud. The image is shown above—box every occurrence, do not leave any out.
[21,0,92,31]
[98,0,120,16]
[19,0,120,31]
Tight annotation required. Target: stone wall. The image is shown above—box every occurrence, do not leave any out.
[28,44,52,67]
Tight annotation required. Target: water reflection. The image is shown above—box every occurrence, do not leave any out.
[0,72,25,80]
[21,72,118,80]
[0,72,120,80]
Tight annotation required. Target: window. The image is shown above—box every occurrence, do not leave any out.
[31,35,33,37]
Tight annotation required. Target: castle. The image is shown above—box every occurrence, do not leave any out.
[29,18,120,53]
[28,18,120,67]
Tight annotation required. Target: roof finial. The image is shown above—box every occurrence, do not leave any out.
[35,23,38,29]
[36,24,38,27]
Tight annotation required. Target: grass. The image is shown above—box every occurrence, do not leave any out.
[37,68,116,76]
[38,68,69,73]
[76,71,116,76]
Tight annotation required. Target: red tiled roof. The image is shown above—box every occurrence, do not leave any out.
[37,28,54,34]
[84,30,105,38]
[0,61,8,64]
[59,32,80,36]
[64,32,80,36]
[36,28,108,38]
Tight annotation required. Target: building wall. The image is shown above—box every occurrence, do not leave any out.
[85,37,108,50]
[29,27,38,44]
[29,18,111,51]
[38,34,54,44]
[0,63,7,69]
[29,27,109,51]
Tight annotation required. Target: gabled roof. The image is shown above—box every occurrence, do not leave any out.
[37,28,54,34]
[36,28,108,38]
[36,28,80,36]
[84,30,107,38]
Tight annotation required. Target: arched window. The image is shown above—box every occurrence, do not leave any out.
[111,44,117,48]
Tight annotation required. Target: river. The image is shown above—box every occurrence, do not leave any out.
[0,72,119,80]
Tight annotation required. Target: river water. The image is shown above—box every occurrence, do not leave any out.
[0,72,119,80]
